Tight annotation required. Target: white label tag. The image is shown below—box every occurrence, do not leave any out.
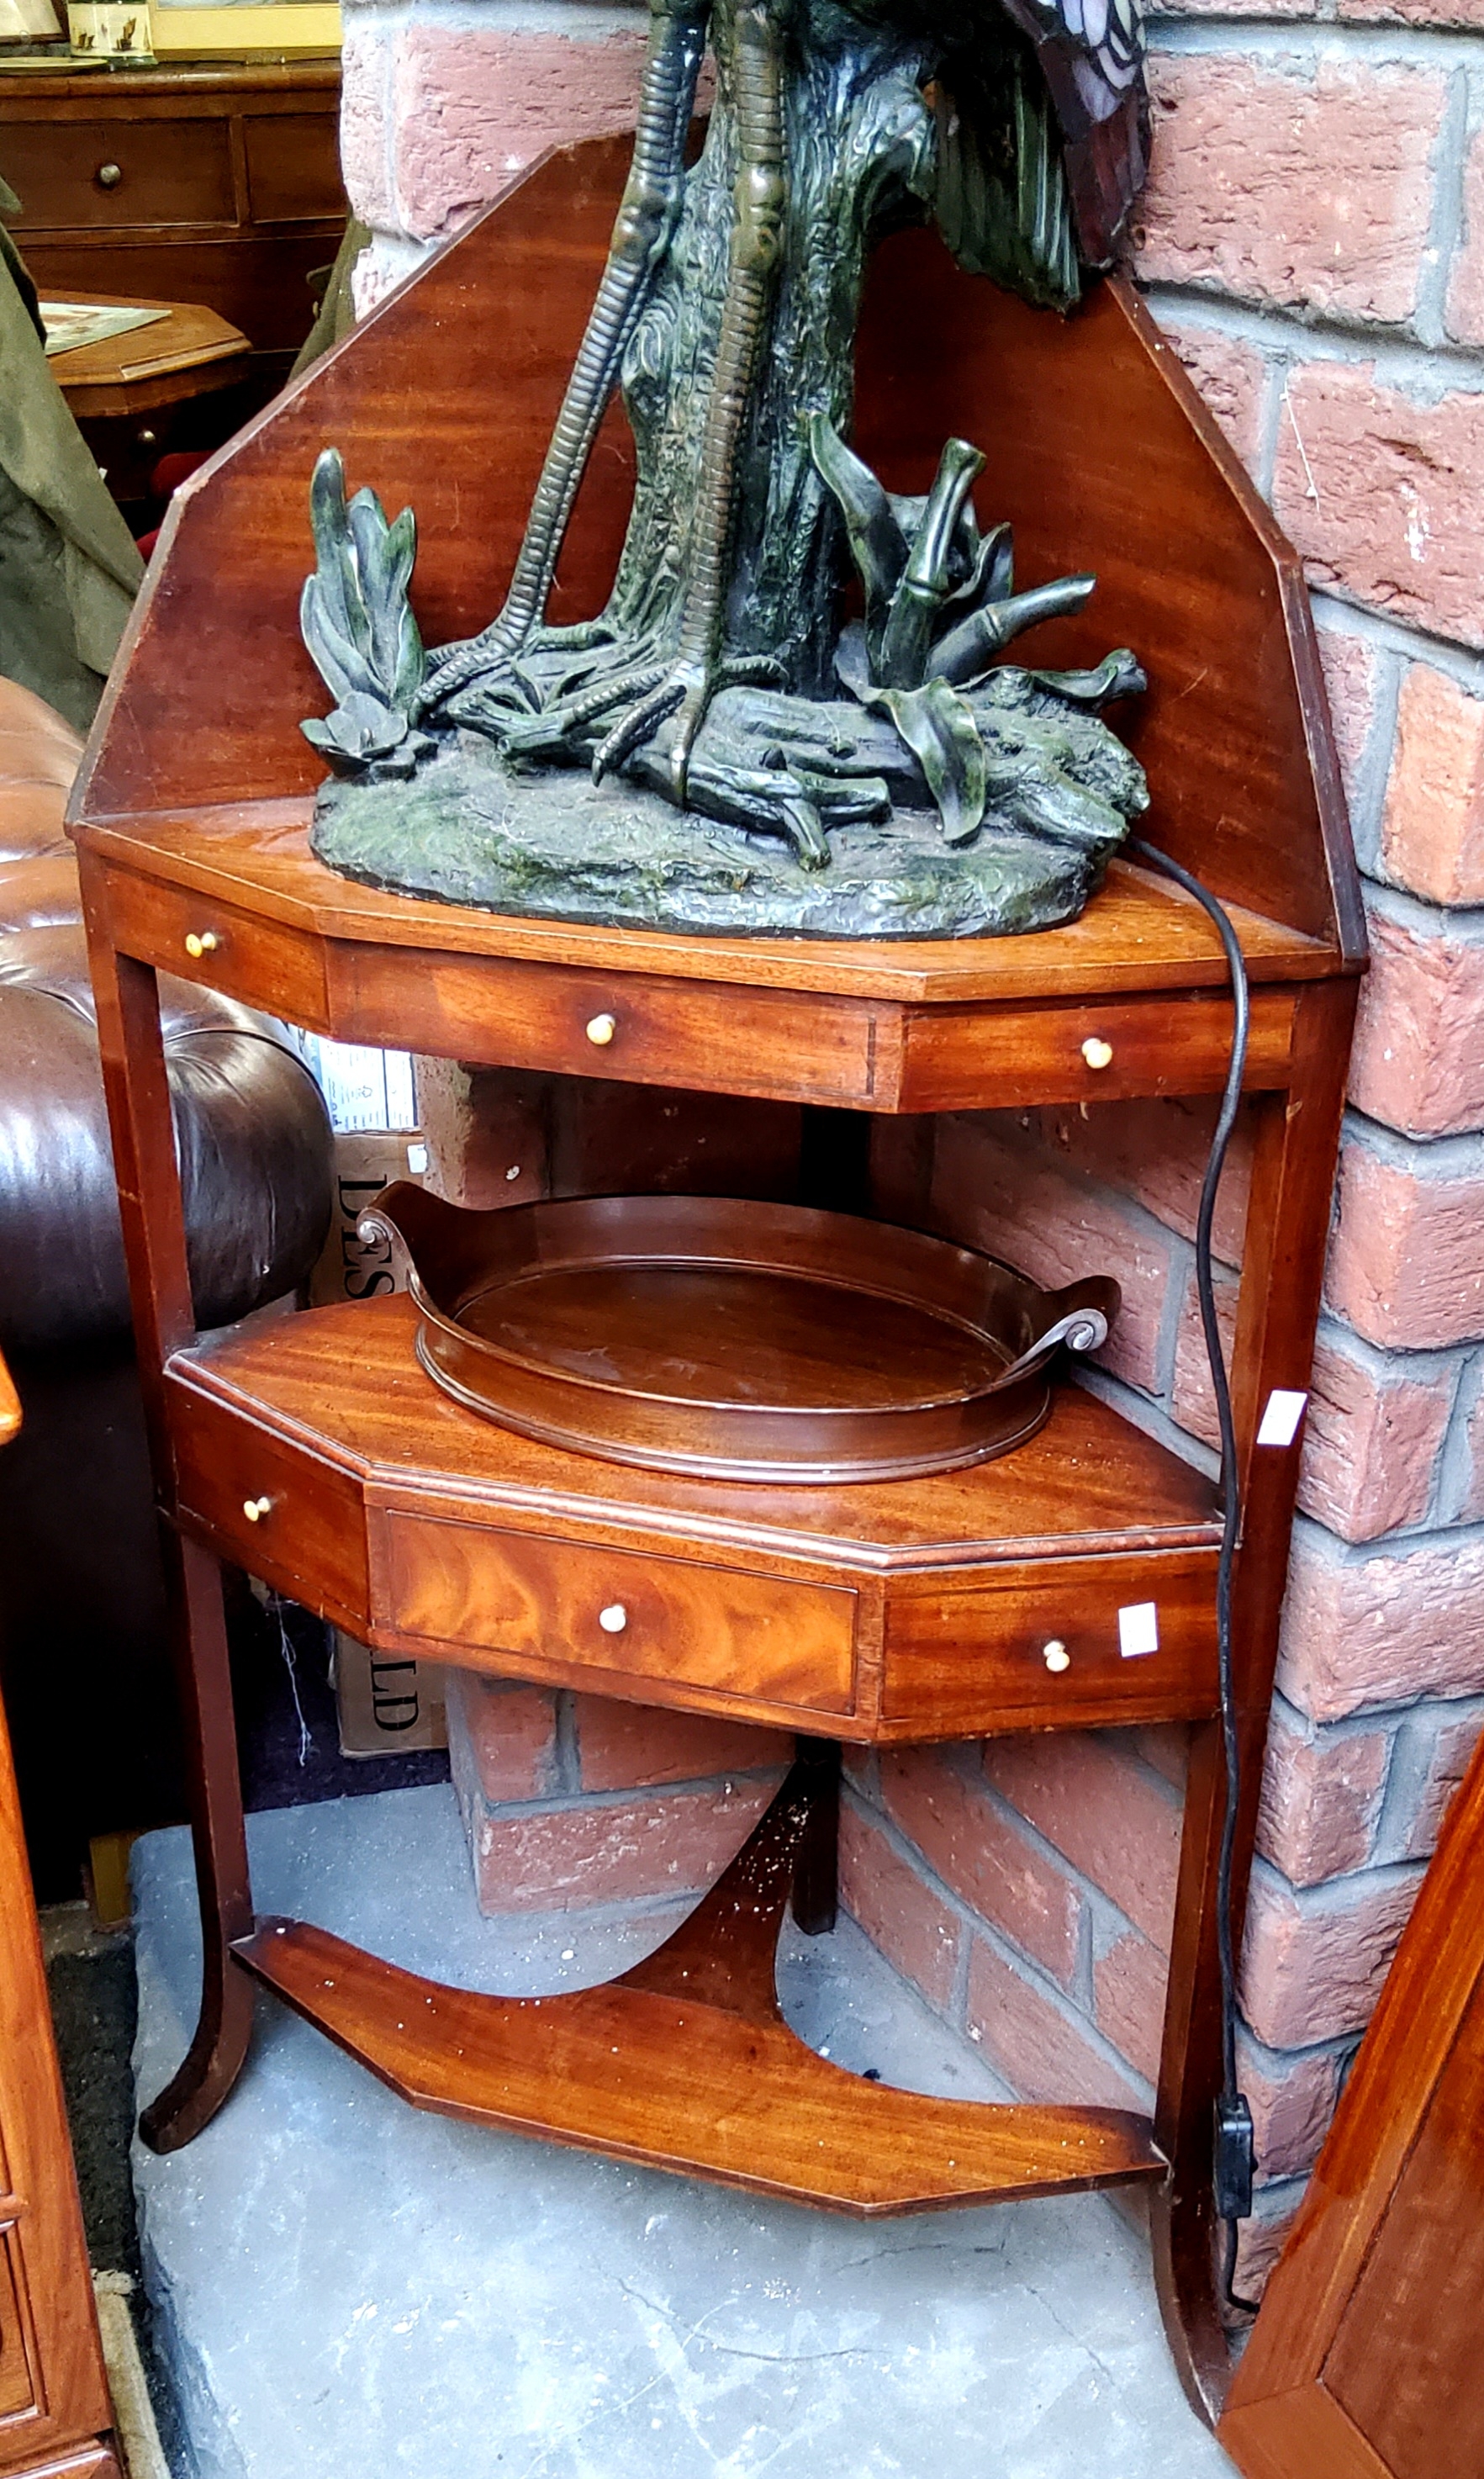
[1257,1389,1308,1449]
[1118,1602,1159,1659]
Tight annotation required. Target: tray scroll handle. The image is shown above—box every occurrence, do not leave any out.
[991,1276,1120,1393]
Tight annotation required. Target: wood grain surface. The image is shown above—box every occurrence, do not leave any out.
[83,818,1333,1002]
[72,135,1361,979]
[385,1514,859,1715]
[3,61,344,384]
[87,843,1312,1112]
[46,295,250,422]
[1219,1720,1484,2479]
[167,1294,1221,1572]
[0,1538,114,2471]
[234,1777,1166,2215]
[161,1296,1222,1742]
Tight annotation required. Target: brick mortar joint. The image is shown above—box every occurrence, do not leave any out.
[1341,1102,1484,1175]
[1247,1845,1429,1917]
[1148,18,1484,66]
[843,1764,1165,1963]
[1270,1678,1484,1744]
[842,1781,1160,2104]
[1358,875,1484,943]
[1312,1305,1480,1385]
[1139,279,1484,399]
[1309,591,1484,695]
[467,1763,789,1822]
[1290,1500,1484,1572]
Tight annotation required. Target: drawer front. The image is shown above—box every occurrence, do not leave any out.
[386,1517,857,1717]
[244,112,345,223]
[0,2228,35,2422]
[345,949,879,1107]
[172,1384,369,1631]
[883,1552,1217,1736]
[898,988,1296,1111]
[105,870,327,1028]
[3,118,235,232]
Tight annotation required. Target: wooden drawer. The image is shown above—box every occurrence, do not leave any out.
[172,1382,369,1631]
[896,987,1296,1110]
[385,1516,858,1718]
[344,948,879,1107]
[0,2228,35,2422]
[244,112,343,223]
[882,1551,1217,1736]
[3,117,235,232]
[105,869,327,1028]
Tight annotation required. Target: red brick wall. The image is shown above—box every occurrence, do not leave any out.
[343,0,1484,2294]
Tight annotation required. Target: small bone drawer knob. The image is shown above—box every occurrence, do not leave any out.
[96,162,123,190]
[242,1496,272,1523]
[1043,1639,1070,1673]
[599,1604,628,1634]
[184,931,219,959]
[585,1013,617,1048]
[1080,1037,1113,1070]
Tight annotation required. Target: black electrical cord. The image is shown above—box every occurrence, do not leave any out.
[1128,836,1260,2316]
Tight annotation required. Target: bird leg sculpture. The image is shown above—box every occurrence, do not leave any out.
[589,0,794,803]
[424,0,710,713]
[304,0,1158,910]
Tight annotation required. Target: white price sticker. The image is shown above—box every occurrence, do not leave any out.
[1257,1389,1309,1449]
[1118,1602,1159,1660]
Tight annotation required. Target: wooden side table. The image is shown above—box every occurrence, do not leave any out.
[45,290,251,505]
[46,293,251,424]
[71,136,1364,2429]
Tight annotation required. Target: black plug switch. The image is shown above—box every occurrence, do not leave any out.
[1213,2093,1255,2221]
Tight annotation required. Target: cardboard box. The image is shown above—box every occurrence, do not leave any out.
[310,1134,445,1754]
[333,1631,447,1758]
[309,1128,427,1307]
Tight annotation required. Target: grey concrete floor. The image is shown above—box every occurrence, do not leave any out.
[131,1785,1232,2479]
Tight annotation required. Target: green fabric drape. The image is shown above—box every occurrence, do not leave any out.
[289,214,370,384]
[0,175,144,732]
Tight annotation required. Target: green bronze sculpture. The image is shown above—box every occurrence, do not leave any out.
[304,0,1155,938]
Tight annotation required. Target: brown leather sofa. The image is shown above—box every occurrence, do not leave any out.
[0,675,333,1891]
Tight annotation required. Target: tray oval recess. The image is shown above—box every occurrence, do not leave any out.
[361,1186,1121,1485]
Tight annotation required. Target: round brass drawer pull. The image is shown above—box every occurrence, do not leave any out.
[1080,1037,1113,1070]
[1043,1639,1070,1673]
[96,162,124,190]
[585,1012,617,1048]
[184,931,219,959]
[242,1496,272,1524]
[598,1604,628,1634]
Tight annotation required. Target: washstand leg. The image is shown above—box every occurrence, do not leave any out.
[138,1533,255,2153]
[790,1738,840,1937]
[1151,984,1355,2421]
[77,882,258,2151]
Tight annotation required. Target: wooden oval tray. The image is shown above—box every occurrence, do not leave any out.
[361,1185,1120,1484]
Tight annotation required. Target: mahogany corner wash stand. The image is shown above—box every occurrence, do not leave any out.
[71,136,1362,2428]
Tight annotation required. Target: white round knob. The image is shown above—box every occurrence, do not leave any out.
[585,1013,617,1048]
[243,1496,272,1524]
[1043,1639,1070,1673]
[184,930,219,959]
[598,1604,628,1635]
[1080,1037,1113,1070]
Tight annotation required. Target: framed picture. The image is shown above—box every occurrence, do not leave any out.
[151,2,339,54]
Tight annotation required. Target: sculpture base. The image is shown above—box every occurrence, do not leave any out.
[311,743,1107,941]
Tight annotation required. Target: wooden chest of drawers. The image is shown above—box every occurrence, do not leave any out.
[0,61,346,397]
